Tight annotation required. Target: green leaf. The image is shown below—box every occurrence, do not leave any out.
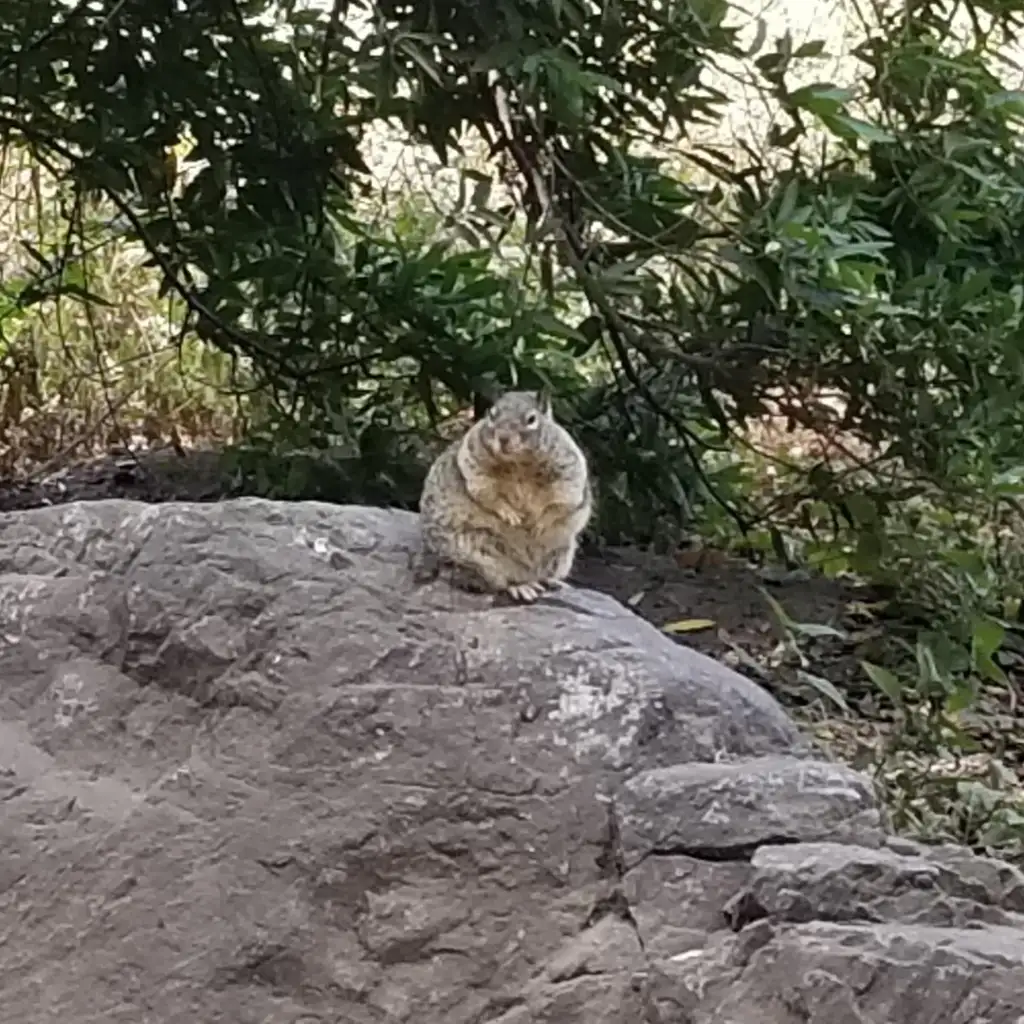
[971,615,1005,660]
[915,640,946,692]
[975,652,1007,685]
[843,493,878,526]
[397,39,444,85]
[760,588,795,630]
[760,588,845,639]
[531,312,590,343]
[985,90,1024,117]
[851,528,884,574]
[787,83,854,116]
[774,178,800,224]
[794,40,826,59]
[768,526,790,564]
[796,669,850,712]
[861,661,903,703]
[945,678,977,714]
[821,113,896,144]
[956,269,994,306]
[746,18,767,57]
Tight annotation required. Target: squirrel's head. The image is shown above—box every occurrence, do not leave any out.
[478,390,553,459]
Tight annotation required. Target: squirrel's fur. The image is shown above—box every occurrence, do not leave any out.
[417,390,593,602]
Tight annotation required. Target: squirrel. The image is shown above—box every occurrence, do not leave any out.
[416,390,593,603]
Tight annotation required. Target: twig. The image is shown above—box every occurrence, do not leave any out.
[24,352,179,483]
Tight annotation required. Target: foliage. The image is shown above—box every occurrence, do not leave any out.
[0,145,250,471]
[0,0,1021,521]
[0,0,732,523]
[723,423,1024,856]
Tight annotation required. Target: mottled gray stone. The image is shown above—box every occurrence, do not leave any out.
[0,498,1022,1024]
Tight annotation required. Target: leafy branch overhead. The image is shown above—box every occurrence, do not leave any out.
[2,0,1024,543]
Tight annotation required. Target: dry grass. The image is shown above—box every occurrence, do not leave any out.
[0,145,255,477]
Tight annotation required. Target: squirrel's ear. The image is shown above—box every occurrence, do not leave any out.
[535,388,552,416]
[472,391,491,421]
[473,384,499,420]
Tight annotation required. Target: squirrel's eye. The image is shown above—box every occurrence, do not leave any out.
[525,412,539,428]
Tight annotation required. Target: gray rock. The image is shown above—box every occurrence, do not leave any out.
[0,498,808,1024]
[617,757,884,863]
[649,920,1024,1023]
[624,854,753,956]
[723,841,1024,929]
[0,498,1021,1024]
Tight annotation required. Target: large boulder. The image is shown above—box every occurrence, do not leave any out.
[0,498,1021,1024]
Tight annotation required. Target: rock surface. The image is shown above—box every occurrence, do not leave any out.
[0,498,1021,1023]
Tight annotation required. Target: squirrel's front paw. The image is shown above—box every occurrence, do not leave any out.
[507,582,544,603]
[495,505,523,528]
[540,578,566,591]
